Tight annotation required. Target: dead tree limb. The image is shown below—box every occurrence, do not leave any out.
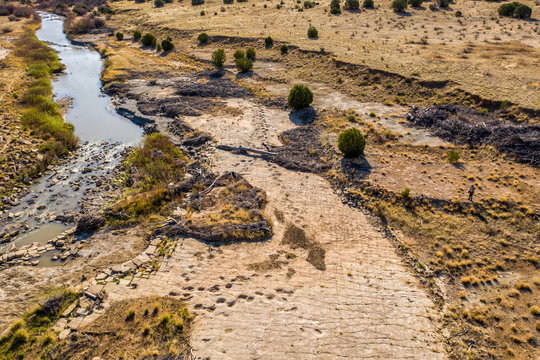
[216,144,277,157]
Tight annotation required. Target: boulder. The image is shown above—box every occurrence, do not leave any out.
[75,215,105,235]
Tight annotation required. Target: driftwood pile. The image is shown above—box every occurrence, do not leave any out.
[406,104,540,166]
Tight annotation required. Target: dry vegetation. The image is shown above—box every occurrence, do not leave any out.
[108,0,539,110]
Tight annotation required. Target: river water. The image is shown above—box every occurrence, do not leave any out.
[0,13,142,259]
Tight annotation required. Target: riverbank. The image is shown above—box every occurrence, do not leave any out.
[0,12,77,214]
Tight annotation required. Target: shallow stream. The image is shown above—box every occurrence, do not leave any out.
[0,13,142,262]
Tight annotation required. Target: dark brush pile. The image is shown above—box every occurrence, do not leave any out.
[407,104,540,166]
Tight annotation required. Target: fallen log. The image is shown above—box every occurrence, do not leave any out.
[216,144,277,157]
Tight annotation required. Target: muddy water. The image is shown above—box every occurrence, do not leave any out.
[0,13,142,260]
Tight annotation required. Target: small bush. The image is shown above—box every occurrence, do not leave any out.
[408,0,422,7]
[392,0,407,12]
[455,10,462,16]
[447,150,460,164]
[330,0,341,13]
[115,32,124,40]
[126,309,136,321]
[304,0,315,8]
[161,39,174,51]
[133,30,142,40]
[280,44,288,54]
[338,128,366,158]
[264,36,273,46]
[223,0,233,3]
[192,0,204,5]
[344,0,359,9]
[498,2,518,16]
[514,4,531,18]
[246,47,256,60]
[437,0,448,8]
[401,187,411,198]
[154,0,164,7]
[197,32,209,44]
[362,0,374,7]
[211,48,226,68]
[235,57,253,73]
[234,49,245,59]
[141,33,156,47]
[288,84,313,110]
[307,26,318,38]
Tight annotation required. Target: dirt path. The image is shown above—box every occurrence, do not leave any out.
[102,99,446,358]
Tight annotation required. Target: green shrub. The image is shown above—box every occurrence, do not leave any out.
[133,30,142,40]
[330,0,341,13]
[264,36,273,46]
[234,49,245,59]
[161,39,174,51]
[437,0,448,8]
[288,84,313,110]
[392,0,407,12]
[344,0,359,9]
[223,0,233,3]
[141,33,156,47]
[408,0,422,7]
[304,0,315,8]
[401,187,411,198]
[198,32,209,44]
[154,0,164,7]
[362,0,374,8]
[235,57,253,73]
[192,0,204,5]
[246,47,256,60]
[115,31,124,40]
[280,44,288,54]
[455,10,462,16]
[514,4,531,18]
[307,26,318,38]
[211,48,226,68]
[447,150,461,164]
[338,128,366,158]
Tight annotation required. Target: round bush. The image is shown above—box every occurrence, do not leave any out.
[288,84,313,110]
[392,0,407,12]
[344,0,359,9]
[338,128,366,158]
[198,32,209,44]
[447,150,460,164]
[280,44,288,54]
[235,57,253,73]
[408,0,422,7]
[115,31,124,40]
[141,33,156,47]
[264,36,273,46]
[133,30,142,40]
[437,0,448,8]
[212,48,226,68]
[246,47,256,60]
[234,49,245,59]
[498,2,517,16]
[154,0,164,7]
[161,39,174,51]
[307,26,318,38]
[362,0,373,7]
[514,4,531,18]
[330,0,341,13]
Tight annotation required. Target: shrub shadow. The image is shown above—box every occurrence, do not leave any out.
[289,107,317,125]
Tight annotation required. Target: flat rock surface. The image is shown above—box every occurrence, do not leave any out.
[102,97,446,358]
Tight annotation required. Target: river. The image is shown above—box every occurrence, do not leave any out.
[0,13,142,262]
